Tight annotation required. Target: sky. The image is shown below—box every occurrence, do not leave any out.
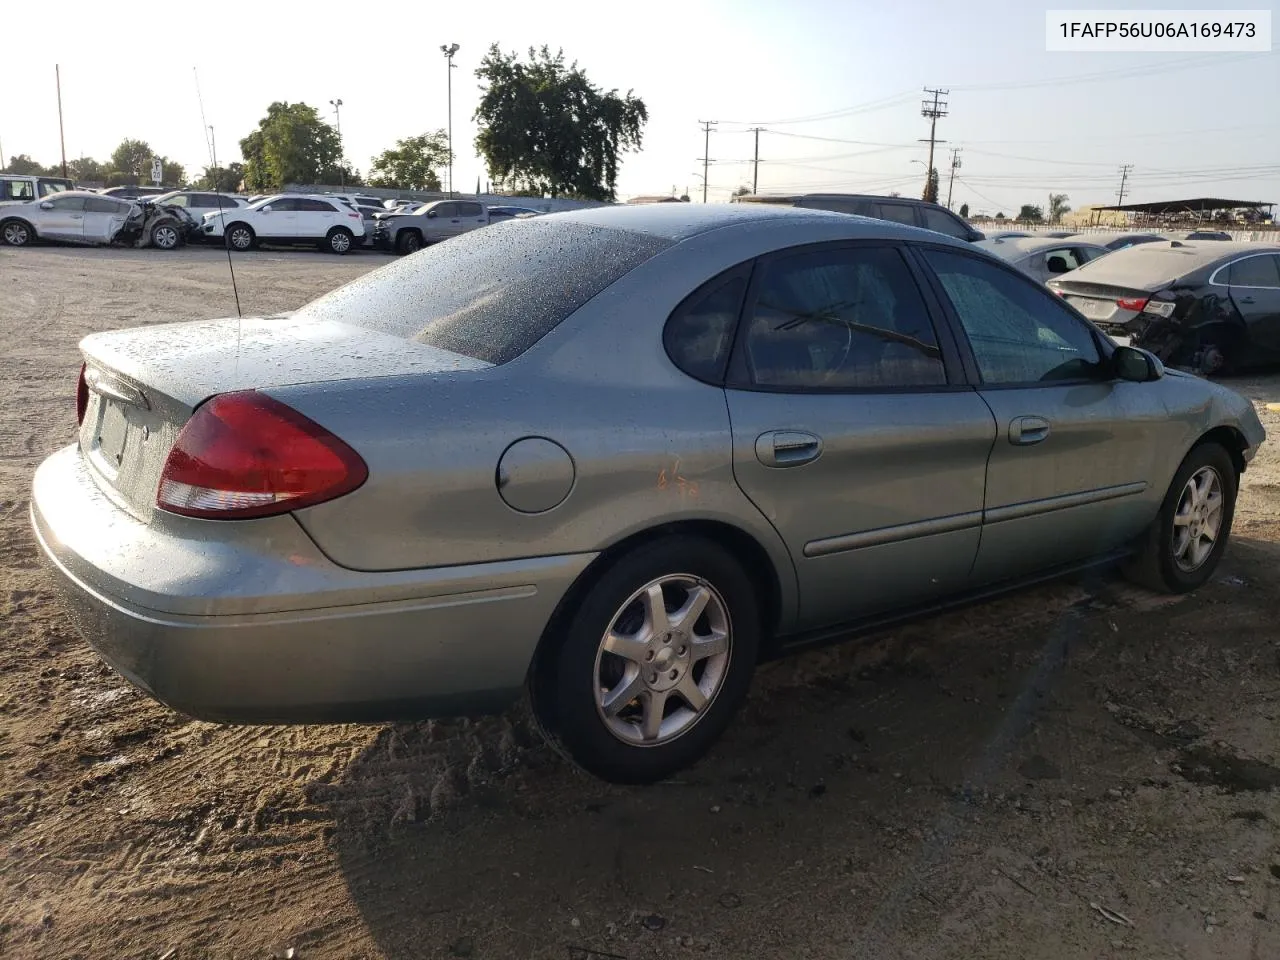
[5,0,1278,215]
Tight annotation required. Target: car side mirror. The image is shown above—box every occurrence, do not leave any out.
[426,210,437,218]
[1113,344,1163,382]
[40,201,54,210]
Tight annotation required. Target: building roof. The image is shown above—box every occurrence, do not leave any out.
[1095,197,1274,214]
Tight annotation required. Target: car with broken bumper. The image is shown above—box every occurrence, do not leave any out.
[1,190,197,249]
[31,204,1266,784]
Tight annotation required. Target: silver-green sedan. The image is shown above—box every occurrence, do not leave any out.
[30,204,1266,783]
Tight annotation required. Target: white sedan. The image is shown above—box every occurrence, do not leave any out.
[201,194,366,254]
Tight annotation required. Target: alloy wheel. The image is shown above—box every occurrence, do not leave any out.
[1172,465,1224,572]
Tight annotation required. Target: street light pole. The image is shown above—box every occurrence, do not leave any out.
[441,43,459,197]
[329,98,344,191]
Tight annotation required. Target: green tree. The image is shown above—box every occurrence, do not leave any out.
[474,45,647,201]
[1049,193,1071,222]
[3,154,51,175]
[194,163,246,192]
[110,139,153,179]
[67,156,107,183]
[958,202,969,218]
[922,167,939,204]
[732,184,751,197]
[996,211,1005,219]
[239,102,343,191]
[1018,204,1044,222]
[367,131,448,190]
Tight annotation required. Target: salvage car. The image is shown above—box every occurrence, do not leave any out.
[201,194,365,253]
[0,191,196,249]
[1049,240,1280,375]
[31,204,1265,784]
[372,198,489,254]
[975,235,1111,284]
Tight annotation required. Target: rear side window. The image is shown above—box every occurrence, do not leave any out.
[85,197,128,214]
[1228,255,1280,288]
[5,180,35,201]
[664,273,747,383]
[293,220,672,365]
[432,202,457,217]
[48,196,88,211]
[871,202,919,227]
[457,202,484,217]
[297,198,336,211]
[921,207,968,238]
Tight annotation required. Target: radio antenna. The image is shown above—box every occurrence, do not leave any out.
[193,68,242,319]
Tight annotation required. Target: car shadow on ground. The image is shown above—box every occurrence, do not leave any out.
[316,538,1280,959]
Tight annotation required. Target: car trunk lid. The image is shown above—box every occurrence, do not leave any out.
[77,314,489,521]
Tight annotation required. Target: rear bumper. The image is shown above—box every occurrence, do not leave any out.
[30,444,595,723]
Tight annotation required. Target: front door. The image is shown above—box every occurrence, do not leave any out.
[258,197,300,239]
[40,195,87,241]
[723,242,996,630]
[1226,252,1280,360]
[918,246,1160,584]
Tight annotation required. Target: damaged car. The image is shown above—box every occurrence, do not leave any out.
[1049,240,1280,374]
[0,191,198,250]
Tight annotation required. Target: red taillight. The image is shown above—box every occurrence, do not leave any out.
[156,391,367,520]
[76,364,89,425]
[1116,297,1148,312]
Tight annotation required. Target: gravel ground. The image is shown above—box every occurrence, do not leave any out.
[3,245,1280,960]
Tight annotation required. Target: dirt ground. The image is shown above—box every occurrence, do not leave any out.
[3,245,1280,960]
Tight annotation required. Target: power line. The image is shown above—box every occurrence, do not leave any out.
[950,51,1267,93]
[720,90,917,127]
[1116,164,1134,205]
[697,120,717,203]
[920,87,948,202]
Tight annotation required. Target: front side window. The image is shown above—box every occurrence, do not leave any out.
[1228,254,1280,288]
[84,197,128,214]
[741,246,946,390]
[923,248,1103,385]
[432,202,457,218]
[47,195,87,211]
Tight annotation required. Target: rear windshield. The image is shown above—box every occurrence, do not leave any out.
[293,219,672,365]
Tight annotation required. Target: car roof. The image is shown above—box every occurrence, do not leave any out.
[1068,231,1162,243]
[1056,239,1280,288]
[976,236,1107,259]
[550,201,957,243]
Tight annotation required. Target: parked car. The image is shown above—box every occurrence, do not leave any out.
[201,194,365,253]
[1,173,75,204]
[734,192,984,242]
[99,185,172,200]
[1166,230,1233,241]
[1066,231,1165,252]
[148,190,248,227]
[372,199,489,254]
[986,230,1033,240]
[975,236,1111,284]
[0,191,194,249]
[1043,231,1078,238]
[1049,240,1280,375]
[31,204,1265,784]
[488,204,542,221]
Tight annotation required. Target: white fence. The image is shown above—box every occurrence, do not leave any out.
[978,223,1277,243]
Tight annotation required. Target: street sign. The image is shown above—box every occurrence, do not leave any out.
[151,158,163,185]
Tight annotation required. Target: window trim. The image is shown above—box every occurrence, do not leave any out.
[1208,252,1280,290]
[908,241,1118,391]
[722,239,969,396]
[662,262,754,386]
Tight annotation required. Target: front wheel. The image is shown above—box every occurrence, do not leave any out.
[395,229,422,255]
[225,223,255,251]
[532,536,761,784]
[1123,442,1237,593]
[326,227,353,254]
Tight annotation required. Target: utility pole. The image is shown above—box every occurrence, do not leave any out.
[441,43,460,197]
[749,126,763,194]
[329,98,344,190]
[919,87,948,201]
[945,147,962,210]
[1116,163,1134,206]
[55,65,68,179]
[697,120,717,203]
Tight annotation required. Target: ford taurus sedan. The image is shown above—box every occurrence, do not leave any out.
[30,204,1266,783]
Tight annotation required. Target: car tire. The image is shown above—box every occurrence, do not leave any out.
[395,230,422,255]
[225,223,255,252]
[150,220,183,250]
[1122,441,1237,594]
[531,536,761,784]
[2,219,33,247]
[326,227,353,255]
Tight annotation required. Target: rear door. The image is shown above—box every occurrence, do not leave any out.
[296,198,339,239]
[918,246,1163,583]
[722,241,996,630]
[868,200,922,229]
[1225,252,1280,358]
[82,196,133,242]
[38,195,88,241]
[455,201,488,234]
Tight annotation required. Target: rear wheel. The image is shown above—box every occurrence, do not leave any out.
[531,536,761,784]
[1123,442,1237,593]
[326,227,353,254]
[225,223,255,251]
[2,220,33,247]
[395,229,422,255]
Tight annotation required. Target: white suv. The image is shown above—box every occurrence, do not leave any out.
[202,194,365,254]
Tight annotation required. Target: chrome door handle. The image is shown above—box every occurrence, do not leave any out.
[1238,296,1256,304]
[71,215,84,220]
[755,430,823,467]
[1009,416,1050,445]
